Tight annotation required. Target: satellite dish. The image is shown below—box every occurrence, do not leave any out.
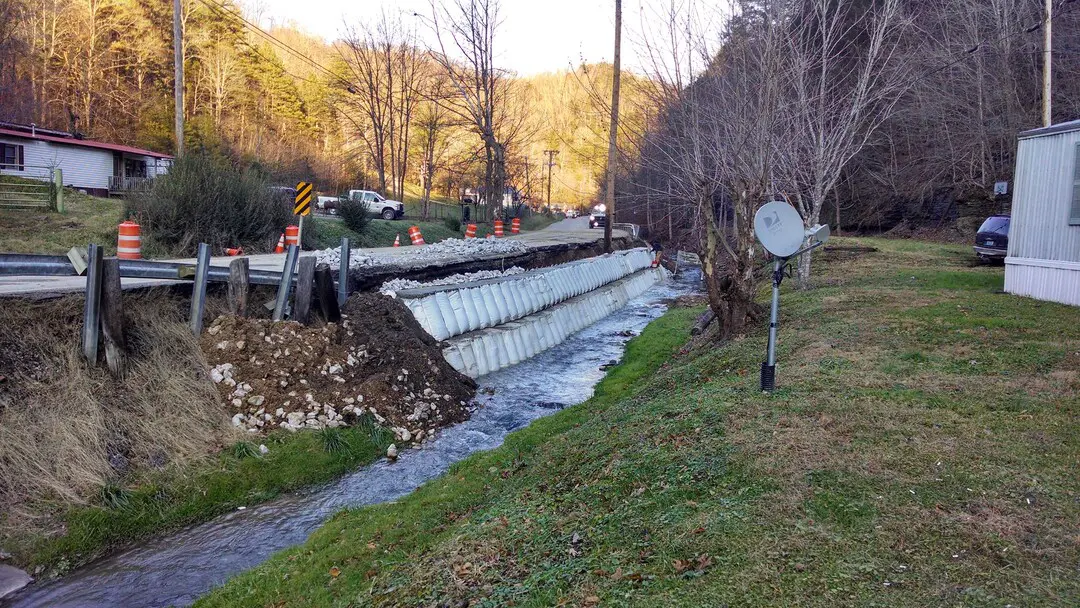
[754,201,804,257]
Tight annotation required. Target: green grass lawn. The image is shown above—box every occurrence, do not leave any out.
[10,424,393,577]
[197,238,1079,607]
[0,179,122,255]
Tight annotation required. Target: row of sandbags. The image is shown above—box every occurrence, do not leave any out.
[442,268,664,378]
[399,248,655,341]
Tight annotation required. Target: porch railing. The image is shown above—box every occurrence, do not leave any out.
[109,175,154,193]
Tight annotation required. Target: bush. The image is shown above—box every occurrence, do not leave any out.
[338,198,372,234]
[125,152,290,256]
[443,217,462,232]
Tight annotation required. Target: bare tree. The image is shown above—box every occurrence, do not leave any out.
[777,0,910,287]
[426,0,507,217]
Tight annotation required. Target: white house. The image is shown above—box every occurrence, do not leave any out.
[1005,119,1080,306]
[0,122,172,197]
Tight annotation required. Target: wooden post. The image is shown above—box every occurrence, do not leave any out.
[227,257,250,317]
[189,242,211,335]
[53,168,64,213]
[314,263,341,323]
[100,258,126,378]
[294,256,316,324]
[81,243,103,364]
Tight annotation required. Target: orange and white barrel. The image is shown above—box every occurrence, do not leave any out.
[117,221,141,259]
[494,219,504,237]
[511,218,521,234]
[408,226,425,245]
[285,225,300,248]
[464,223,477,239]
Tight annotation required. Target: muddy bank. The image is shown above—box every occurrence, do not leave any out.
[201,293,476,443]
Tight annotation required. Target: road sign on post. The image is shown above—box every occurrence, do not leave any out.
[294,181,313,250]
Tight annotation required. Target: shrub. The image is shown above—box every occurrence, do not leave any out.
[338,198,371,234]
[443,217,462,232]
[125,152,290,256]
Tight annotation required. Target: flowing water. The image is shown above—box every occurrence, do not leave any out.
[6,270,700,608]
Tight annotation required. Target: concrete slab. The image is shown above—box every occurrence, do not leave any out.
[0,564,32,601]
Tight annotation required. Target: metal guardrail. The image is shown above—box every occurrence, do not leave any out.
[0,253,290,285]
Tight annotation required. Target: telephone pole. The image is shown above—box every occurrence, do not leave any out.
[604,0,622,253]
[543,149,558,207]
[1042,0,1052,127]
[173,0,184,156]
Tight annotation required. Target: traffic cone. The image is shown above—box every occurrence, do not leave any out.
[274,234,285,253]
[225,247,243,256]
[393,234,401,247]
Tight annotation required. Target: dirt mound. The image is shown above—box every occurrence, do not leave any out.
[200,293,476,445]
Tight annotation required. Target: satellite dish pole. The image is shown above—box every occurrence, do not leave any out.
[753,201,831,392]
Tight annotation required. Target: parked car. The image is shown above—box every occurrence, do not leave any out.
[974,214,1010,262]
[316,195,339,213]
[461,187,478,205]
[344,190,405,220]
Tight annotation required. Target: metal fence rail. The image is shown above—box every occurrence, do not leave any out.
[0,253,288,285]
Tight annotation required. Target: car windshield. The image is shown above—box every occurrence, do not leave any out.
[977,216,1009,235]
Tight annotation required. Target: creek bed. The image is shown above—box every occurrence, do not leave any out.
[5,270,701,608]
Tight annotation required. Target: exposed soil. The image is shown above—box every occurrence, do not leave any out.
[200,293,476,444]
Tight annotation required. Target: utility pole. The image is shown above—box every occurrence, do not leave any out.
[604,0,622,253]
[543,149,558,207]
[1042,0,1052,127]
[173,0,184,156]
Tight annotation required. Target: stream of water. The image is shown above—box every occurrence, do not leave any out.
[6,270,700,608]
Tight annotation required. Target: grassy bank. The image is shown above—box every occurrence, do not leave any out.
[198,238,1079,607]
[9,424,392,577]
[0,180,121,254]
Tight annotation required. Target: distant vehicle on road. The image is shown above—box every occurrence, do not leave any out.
[974,214,1009,262]
[589,204,607,229]
[461,187,478,204]
[316,195,339,213]
[343,190,405,220]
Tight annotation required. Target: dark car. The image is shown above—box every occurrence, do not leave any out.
[974,215,1009,262]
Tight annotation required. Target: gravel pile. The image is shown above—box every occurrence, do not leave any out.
[200,293,476,444]
[414,237,528,260]
[379,266,526,295]
[313,247,378,270]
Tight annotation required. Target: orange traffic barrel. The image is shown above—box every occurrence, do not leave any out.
[464,223,477,239]
[494,219,504,237]
[117,221,141,259]
[274,234,285,253]
[285,225,300,247]
[408,225,425,245]
[511,218,521,234]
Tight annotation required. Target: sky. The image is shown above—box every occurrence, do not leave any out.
[253,0,724,76]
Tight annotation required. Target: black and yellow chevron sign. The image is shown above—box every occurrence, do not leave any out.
[294,181,313,216]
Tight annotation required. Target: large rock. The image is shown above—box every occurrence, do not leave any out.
[0,564,32,601]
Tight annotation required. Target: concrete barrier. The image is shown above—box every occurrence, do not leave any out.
[441,267,665,378]
[397,248,655,341]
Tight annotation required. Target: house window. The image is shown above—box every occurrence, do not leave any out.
[1,143,24,171]
[124,158,147,178]
[1072,142,1080,226]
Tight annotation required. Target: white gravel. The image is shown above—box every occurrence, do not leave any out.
[380,267,526,295]
[312,237,530,271]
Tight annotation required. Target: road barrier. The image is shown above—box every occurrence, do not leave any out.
[511,218,520,234]
[408,226,425,245]
[464,224,477,239]
[285,225,300,248]
[396,248,655,342]
[117,221,142,259]
[494,219,504,237]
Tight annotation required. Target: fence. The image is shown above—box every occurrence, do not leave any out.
[0,166,61,210]
[0,238,354,378]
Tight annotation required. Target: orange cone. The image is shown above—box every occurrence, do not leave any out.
[225,247,243,256]
[393,234,401,247]
[274,234,285,253]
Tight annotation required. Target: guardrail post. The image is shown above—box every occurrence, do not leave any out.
[53,168,64,213]
[338,236,350,306]
[294,256,316,324]
[227,257,250,317]
[273,244,300,321]
[81,243,103,363]
[101,257,126,378]
[189,243,211,335]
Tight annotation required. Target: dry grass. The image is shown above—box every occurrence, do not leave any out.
[0,290,226,528]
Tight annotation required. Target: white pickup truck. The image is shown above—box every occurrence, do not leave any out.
[317,190,406,220]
